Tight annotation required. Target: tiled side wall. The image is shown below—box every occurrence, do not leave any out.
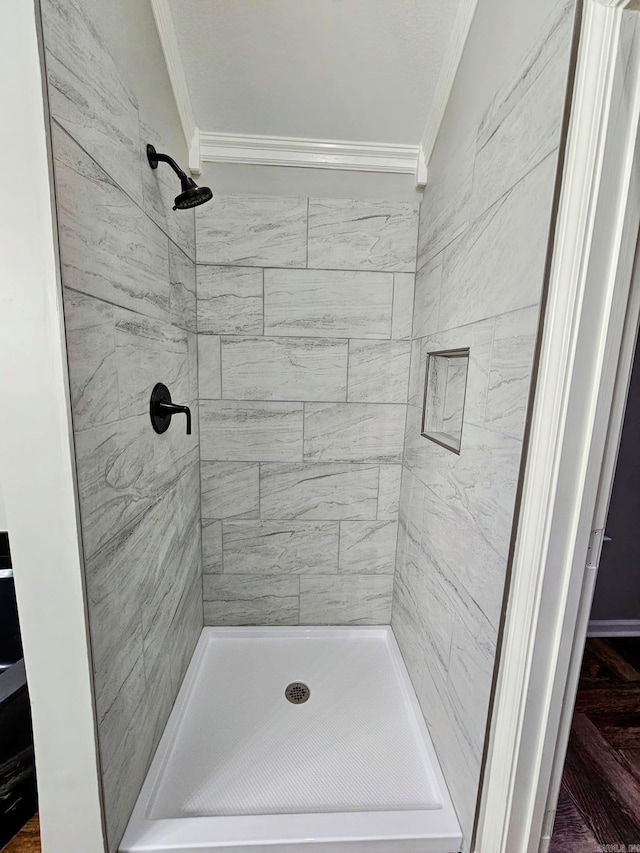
[41,0,202,848]
[391,0,577,843]
[196,197,419,625]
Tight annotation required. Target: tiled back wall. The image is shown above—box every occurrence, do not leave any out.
[195,197,419,625]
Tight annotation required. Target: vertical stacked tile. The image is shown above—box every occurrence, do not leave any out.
[40,0,201,848]
[391,0,577,842]
[197,196,419,626]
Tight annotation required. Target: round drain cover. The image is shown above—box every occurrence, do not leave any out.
[285,682,310,704]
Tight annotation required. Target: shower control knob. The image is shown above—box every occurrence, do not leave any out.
[150,383,191,435]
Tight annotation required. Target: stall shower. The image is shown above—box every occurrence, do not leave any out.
[38,0,579,850]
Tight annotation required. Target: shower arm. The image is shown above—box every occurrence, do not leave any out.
[146,145,188,180]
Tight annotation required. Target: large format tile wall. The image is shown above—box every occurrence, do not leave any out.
[41,0,202,848]
[391,0,577,842]
[196,196,419,625]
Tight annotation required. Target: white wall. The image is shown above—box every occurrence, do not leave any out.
[0,1,104,850]
[0,483,6,532]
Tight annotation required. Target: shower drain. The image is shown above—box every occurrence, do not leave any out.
[285,682,310,704]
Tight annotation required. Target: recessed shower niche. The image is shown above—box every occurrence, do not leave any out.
[421,349,470,454]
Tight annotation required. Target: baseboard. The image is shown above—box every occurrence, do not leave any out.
[587,619,640,637]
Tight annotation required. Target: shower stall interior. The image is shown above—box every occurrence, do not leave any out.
[36,0,579,850]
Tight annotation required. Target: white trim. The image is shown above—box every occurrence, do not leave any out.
[198,131,420,175]
[587,619,640,636]
[188,126,201,177]
[149,0,198,171]
[0,1,105,850]
[476,1,639,851]
[416,0,477,187]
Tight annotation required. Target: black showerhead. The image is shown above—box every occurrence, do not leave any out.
[173,175,214,210]
[146,144,213,211]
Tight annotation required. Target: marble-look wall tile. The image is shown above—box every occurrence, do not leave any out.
[141,470,201,684]
[439,154,556,331]
[196,195,307,267]
[417,129,476,270]
[339,521,398,574]
[392,273,416,340]
[53,123,171,323]
[198,336,222,399]
[259,463,378,520]
[222,521,339,574]
[197,266,263,335]
[304,403,406,463]
[200,401,303,462]
[377,465,402,519]
[447,620,496,764]
[221,336,348,402]
[347,340,411,404]
[169,241,196,332]
[391,513,428,686]
[202,519,223,573]
[101,676,152,849]
[84,507,149,720]
[484,306,540,439]
[114,308,191,418]
[264,269,393,339]
[300,576,394,624]
[307,199,418,272]
[418,649,478,836]
[63,289,118,432]
[203,576,299,626]
[74,415,158,559]
[472,0,574,218]
[42,0,143,206]
[201,461,259,520]
[413,255,442,340]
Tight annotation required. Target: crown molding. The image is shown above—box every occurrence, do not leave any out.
[416,0,478,188]
[149,0,201,174]
[198,131,420,175]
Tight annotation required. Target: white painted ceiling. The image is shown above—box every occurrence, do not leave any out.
[168,0,461,144]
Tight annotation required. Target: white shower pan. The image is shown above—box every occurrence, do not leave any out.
[120,627,462,853]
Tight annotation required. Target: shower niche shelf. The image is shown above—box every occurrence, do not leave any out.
[421,348,470,454]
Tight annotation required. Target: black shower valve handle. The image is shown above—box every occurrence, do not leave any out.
[157,400,192,435]
[150,383,191,435]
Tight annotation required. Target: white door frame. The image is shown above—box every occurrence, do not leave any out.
[0,1,105,850]
[475,0,640,851]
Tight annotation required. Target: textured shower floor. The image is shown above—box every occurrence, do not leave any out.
[120,627,461,852]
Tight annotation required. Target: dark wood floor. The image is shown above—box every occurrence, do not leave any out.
[550,638,640,852]
[0,816,40,853]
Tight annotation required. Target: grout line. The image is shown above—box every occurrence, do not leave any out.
[195,262,408,276]
[390,273,396,340]
[305,198,310,269]
[63,285,196,337]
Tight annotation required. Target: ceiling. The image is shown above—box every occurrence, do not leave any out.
[168,0,462,146]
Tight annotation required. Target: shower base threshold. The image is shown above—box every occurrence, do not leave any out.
[120,627,462,853]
